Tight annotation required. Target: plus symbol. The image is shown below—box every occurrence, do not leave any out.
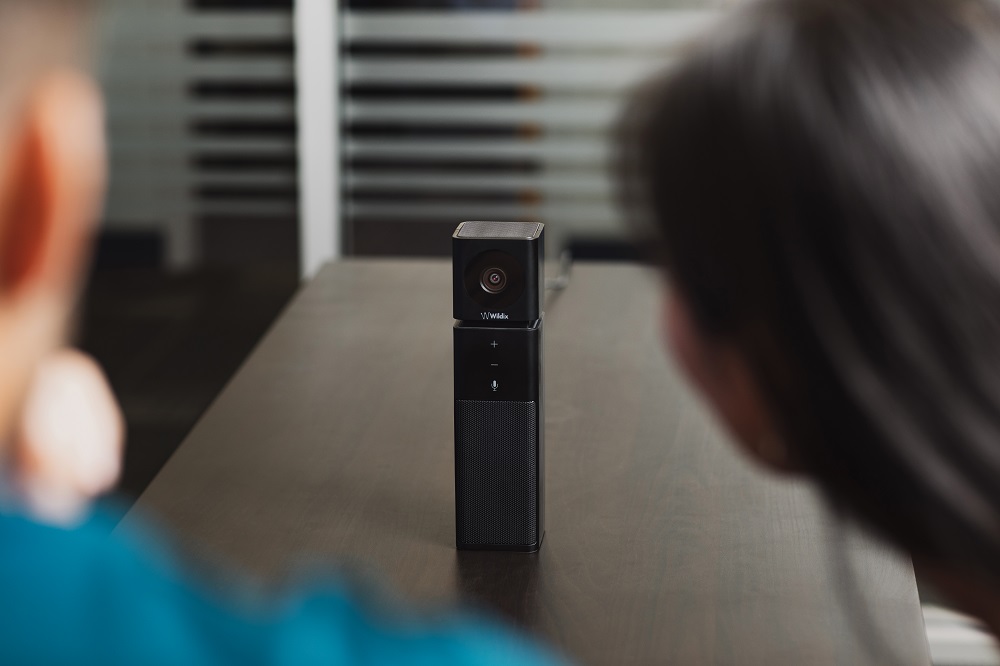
[490,341,499,349]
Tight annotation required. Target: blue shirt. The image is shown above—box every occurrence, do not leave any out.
[0,508,565,665]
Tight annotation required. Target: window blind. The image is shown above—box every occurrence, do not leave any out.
[341,2,721,256]
[98,0,297,268]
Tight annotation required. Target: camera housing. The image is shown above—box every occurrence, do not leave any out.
[452,221,544,323]
[452,220,545,552]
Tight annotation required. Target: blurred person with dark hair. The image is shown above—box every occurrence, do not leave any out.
[0,2,563,663]
[622,0,1000,641]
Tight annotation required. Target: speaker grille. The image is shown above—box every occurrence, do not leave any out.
[457,221,543,240]
[455,400,539,548]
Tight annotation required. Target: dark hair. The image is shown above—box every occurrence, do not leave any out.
[621,0,1000,582]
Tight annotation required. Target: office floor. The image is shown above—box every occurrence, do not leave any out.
[78,265,299,507]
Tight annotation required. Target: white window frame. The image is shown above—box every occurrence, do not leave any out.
[295,0,341,278]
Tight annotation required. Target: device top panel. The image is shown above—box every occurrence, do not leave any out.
[455,221,543,241]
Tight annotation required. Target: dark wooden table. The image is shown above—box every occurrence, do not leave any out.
[121,259,930,665]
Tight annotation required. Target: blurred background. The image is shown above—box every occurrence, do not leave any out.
[82,0,302,505]
[78,1,998,663]
[83,0,721,504]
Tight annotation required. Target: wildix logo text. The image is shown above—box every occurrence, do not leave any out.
[481,312,510,320]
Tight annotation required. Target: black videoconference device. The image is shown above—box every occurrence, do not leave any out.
[452,221,545,552]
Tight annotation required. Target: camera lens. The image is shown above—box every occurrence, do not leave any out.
[480,268,508,294]
[463,250,524,308]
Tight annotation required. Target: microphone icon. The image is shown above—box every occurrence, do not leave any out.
[491,380,498,392]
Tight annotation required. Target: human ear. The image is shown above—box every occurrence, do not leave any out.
[0,70,105,299]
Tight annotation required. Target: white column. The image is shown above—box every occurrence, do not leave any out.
[295,0,341,279]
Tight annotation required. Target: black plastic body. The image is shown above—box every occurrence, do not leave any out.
[452,222,544,323]
[454,321,544,552]
[452,221,545,552]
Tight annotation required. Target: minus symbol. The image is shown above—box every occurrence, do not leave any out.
[490,364,499,367]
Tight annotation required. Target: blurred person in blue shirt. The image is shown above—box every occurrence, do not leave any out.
[0,2,564,664]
